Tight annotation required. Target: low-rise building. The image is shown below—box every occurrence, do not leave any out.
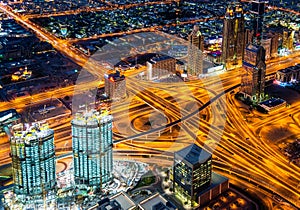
[258,98,287,113]
[139,193,177,210]
[88,191,136,210]
[276,64,300,83]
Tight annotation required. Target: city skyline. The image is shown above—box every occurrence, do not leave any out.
[0,0,300,209]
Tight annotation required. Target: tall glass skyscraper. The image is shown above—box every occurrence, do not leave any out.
[10,123,56,203]
[72,110,113,191]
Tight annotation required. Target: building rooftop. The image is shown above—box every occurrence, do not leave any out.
[109,191,136,210]
[278,68,292,73]
[242,61,255,69]
[175,144,212,165]
[259,98,286,108]
[0,109,19,124]
[278,64,300,73]
[97,198,121,210]
[72,109,112,126]
[139,193,177,210]
[105,71,125,82]
[11,123,53,144]
[245,43,262,53]
[149,55,174,63]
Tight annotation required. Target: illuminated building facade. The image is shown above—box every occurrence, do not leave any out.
[250,0,268,45]
[241,44,266,102]
[261,37,271,60]
[282,29,294,51]
[276,64,300,83]
[245,29,254,46]
[146,55,176,80]
[10,123,56,204]
[72,110,113,191]
[268,32,279,58]
[222,2,245,70]
[240,0,267,102]
[173,144,212,204]
[187,25,204,75]
[104,71,126,101]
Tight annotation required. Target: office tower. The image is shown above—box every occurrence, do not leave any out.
[249,0,268,45]
[245,29,254,46]
[222,2,245,70]
[187,25,204,75]
[72,109,113,191]
[282,29,294,51]
[267,32,279,58]
[146,55,176,80]
[261,37,271,60]
[104,71,126,101]
[173,144,212,203]
[240,0,267,102]
[241,44,266,102]
[10,123,56,204]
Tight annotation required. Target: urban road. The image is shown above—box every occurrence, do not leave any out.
[0,2,300,209]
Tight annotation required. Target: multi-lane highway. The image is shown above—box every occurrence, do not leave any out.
[0,2,300,209]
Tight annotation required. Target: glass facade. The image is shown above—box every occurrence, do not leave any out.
[173,144,212,202]
[10,123,56,199]
[72,110,113,190]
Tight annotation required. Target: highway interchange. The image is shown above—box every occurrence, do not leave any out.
[0,1,300,209]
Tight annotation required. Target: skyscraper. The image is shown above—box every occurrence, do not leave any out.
[241,44,266,101]
[222,2,245,70]
[249,0,268,45]
[72,109,113,191]
[104,71,126,101]
[282,29,294,51]
[173,144,212,203]
[10,123,56,204]
[187,25,204,76]
[267,32,279,58]
[241,0,267,102]
[261,37,271,60]
[245,29,254,46]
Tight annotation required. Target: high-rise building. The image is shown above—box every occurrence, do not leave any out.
[240,0,267,102]
[187,25,204,76]
[173,144,212,203]
[282,29,294,51]
[261,37,271,60]
[244,29,254,47]
[10,123,56,204]
[72,109,113,191]
[104,71,126,101]
[267,32,279,58]
[146,55,176,80]
[222,2,245,70]
[249,0,268,45]
[241,44,266,102]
